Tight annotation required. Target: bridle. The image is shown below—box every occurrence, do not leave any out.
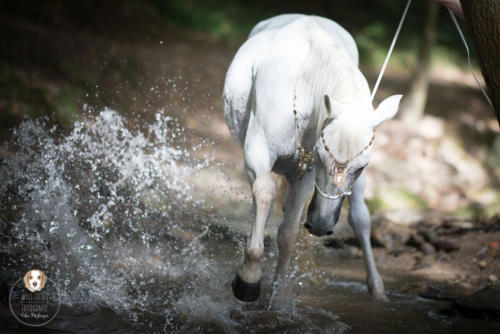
[292,91,375,201]
[315,181,352,200]
[313,133,373,200]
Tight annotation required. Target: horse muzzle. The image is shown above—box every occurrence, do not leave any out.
[304,191,344,236]
[304,221,334,236]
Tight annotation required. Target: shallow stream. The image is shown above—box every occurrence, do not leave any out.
[1,110,498,333]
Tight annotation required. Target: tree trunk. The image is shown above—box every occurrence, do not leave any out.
[460,0,500,125]
[401,0,439,123]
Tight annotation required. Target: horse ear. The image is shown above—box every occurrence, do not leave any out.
[324,94,341,120]
[324,94,332,113]
[372,94,403,127]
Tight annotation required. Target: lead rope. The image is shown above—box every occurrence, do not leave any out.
[314,1,412,200]
[448,9,494,109]
[371,0,493,109]
[371,0,412,101]
[313,2,412,200]
[303,1,492,200]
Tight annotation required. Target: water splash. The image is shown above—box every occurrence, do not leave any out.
[1,110,213,326]
[0,109,351,333]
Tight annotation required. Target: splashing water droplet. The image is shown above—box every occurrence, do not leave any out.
[1,107,352,332]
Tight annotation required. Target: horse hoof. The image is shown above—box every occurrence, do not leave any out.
[373,293,389,302]
[232,274,260,302]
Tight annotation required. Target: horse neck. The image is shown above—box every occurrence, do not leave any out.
[295,25,372,150]
[297,63,370,150]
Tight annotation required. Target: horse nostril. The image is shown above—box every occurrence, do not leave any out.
[325,231,333,236]
[304,223,311,231]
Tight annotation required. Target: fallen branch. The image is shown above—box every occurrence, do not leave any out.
[407,232,436,255]
[438,225,500,236]
[418,226,460,252]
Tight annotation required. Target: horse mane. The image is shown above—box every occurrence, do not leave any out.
[297,19,357,113]
[297,18,373,161]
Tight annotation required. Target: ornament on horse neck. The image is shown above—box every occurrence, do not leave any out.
[293,91,315,178]
[332,164,347,187]
[298,146,314,177]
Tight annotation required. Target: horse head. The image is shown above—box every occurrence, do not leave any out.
[304,94,402,236]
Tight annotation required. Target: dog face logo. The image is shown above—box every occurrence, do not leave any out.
[23,270,47,292]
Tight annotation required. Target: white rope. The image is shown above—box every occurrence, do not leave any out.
[448,9,494,109]
[371,0,412,101]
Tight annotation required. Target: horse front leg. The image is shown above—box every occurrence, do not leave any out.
[270,172,314,307]
[233,170,276,301]
[348,171,386,300]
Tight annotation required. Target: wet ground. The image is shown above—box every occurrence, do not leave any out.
[1,215,500,333]
[0,109,498,332]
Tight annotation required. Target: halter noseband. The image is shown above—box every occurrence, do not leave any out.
[314,182,351,200]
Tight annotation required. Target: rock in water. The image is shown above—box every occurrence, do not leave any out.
[453,284,500,319]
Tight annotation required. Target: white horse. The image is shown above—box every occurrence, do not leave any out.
[223,14,402,303]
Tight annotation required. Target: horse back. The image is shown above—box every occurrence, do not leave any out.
[223,14,358,147]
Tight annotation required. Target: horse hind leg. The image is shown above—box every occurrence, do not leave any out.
[348,172,386,300]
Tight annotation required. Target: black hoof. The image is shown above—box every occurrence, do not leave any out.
[232,274,260,302]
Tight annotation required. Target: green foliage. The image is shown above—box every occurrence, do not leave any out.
[356,22,392,66]
[153,0,270,41]
[55,87,82,126]
[0,0,482,137]
[151,0,476,69]
[369,187,429,213]
[365,196,385,213]
[452,203,485,220]
[455,190,500,219]
[0,63,82,137]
